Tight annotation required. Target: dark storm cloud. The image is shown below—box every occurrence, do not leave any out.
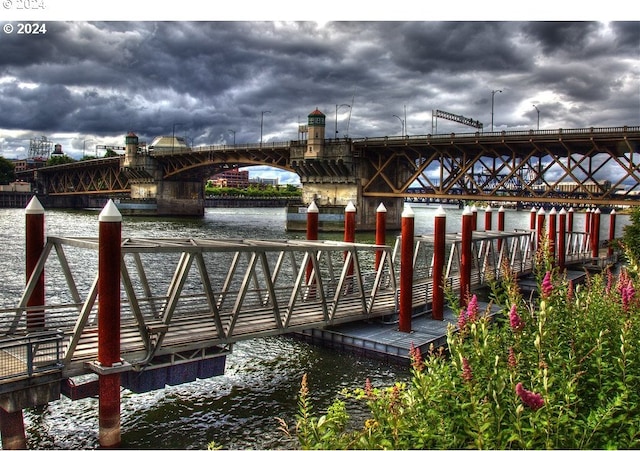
[0,20,638,161]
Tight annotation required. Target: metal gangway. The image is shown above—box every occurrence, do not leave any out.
[0,227,606,385]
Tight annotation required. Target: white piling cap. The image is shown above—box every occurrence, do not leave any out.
[345,200,356,212]
[559,207,567,214]
[471,205,478,212]
[402,204,415,218]
[498,206,505,212]
[307,200,319,213]
[25,196,44,215]
[568,207,574,212]
[594,208,601,214]
[376,202,387,213]
[99,199,122,222]
[537,207,546,215]
[485,205,492,212]
[611,209,616,215]
[435,206,446,217]
[462,205,472,215]
[530,207,537,212]
[550,207,557,214]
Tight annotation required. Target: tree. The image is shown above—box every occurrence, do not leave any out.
[621,207,640,265]
[45,155,76,166]
[0,156,15,184]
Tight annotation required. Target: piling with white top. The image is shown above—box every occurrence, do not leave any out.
[432,207,446,321]
[558,208,567,271]
[608,210,617,258]
[460,206,473,306]
[375,203,387,270]
[398,204,414,333]
[25,196,45,330]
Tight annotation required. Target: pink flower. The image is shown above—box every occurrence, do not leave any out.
[622,281,636,312]
[409,342,424,372]
[364,378,373,398]
[541,271,553,297]
[509,304,524,332]
[466,294,479,321]
[515,382,544,411]
[508,347,517,369]
[457,309,467,330]
[462,357,473,382]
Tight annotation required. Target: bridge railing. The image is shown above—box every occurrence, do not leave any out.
[0,330,64,381]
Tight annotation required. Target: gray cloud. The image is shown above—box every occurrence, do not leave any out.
[1,21,638,180]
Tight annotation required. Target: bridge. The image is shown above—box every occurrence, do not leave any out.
[16,115,640,230]
[0,197,616,448]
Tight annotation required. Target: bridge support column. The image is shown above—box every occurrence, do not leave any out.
[558,208,567,272]
[399,205,414,333]
[460,206,473,306]
[375,203,387,270]
[591,208,601,260]
[548,208,557,266]
[432,207,446,321]
[26,196,45,330]
[608,210,617,258]
[97,200,122,448]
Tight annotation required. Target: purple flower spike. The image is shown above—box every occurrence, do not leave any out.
[516,382,544,411]
[541,271,553,297]
[509,304,524,332]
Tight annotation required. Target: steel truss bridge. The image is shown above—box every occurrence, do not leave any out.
[22,126,640,206]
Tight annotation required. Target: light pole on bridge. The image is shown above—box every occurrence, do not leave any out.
[392,114,405,136]
[172,122,183,151]
[533,104,540,130]
[335,103,351,138]
[491,89,502,132]
[260,111,270,147]
[228,129,236,146]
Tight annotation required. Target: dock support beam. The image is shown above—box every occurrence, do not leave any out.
[375,203,387,270]
[432,207,446,320]
[399,205,414,333]
[608,210,616,258]
[460,206,473,306]
[97,200,122,448]
[26,196,45,330]
[558,208,567,272]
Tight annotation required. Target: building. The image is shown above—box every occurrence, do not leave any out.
[209,168,250,188]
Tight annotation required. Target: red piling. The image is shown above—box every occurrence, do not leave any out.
[432,206,446,321]
[343,201,356,243]
[343,201,356,279]
[497,206,505,251]
[529,207,536,230]
[25,196,45,330]
[471,205,478,231]
[548,207,557,265]
[591,208,601,259]
[97,200,122,448]
[399,204,414,333]
[558,208,567,271]
[0,410,27,450]
[374,202,387,270]
[567,207,574,234]
[460,206,473,307]
[536,207,546,251]
[608,209,617,258]
[305,201,319,283]
[484,206,492,231]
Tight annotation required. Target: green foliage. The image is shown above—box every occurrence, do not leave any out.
[284,248,640,449]
[0,156,15,184]
[204,184,301,198]
[45,155,76,166]
[621,207,640,265]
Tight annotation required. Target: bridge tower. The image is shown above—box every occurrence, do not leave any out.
[287,108,404,231]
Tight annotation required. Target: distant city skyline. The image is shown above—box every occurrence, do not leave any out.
[1,19,638,185]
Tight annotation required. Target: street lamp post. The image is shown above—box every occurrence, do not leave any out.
[172,122,183,151]
[335,104,351,138]
[392,114,405,136]
[260,111,270,147]
[82,139,94,158]
[228,129,236,146]
[533,104,540,130]
[491,89,502,132]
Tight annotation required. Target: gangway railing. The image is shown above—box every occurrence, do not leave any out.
[0,237,397,378]
[0,330,64,382]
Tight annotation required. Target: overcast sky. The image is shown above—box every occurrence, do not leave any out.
[1,18,638,184]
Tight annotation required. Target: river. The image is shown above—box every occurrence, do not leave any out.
[0,204,630,449]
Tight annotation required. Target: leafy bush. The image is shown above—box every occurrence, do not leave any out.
[283,249,640,449]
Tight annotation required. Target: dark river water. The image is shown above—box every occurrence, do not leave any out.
[0,204,629,449]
